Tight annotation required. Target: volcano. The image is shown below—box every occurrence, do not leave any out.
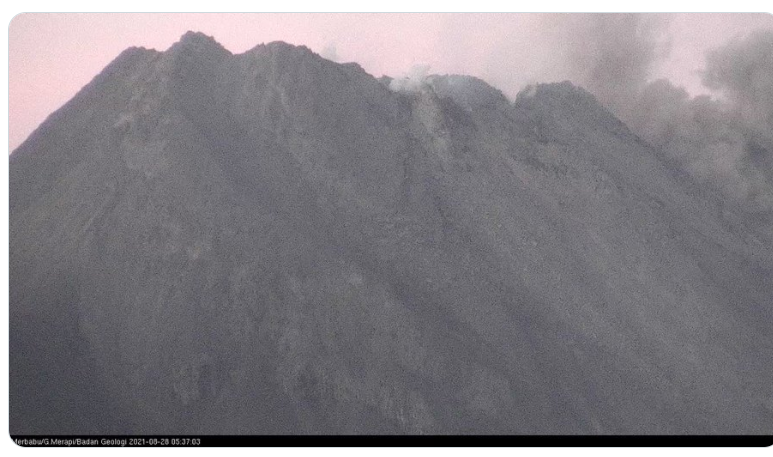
[10,32,773,435]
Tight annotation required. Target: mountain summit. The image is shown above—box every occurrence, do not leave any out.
[10,32,773,435]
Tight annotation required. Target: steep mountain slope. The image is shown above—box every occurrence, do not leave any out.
[10,32,773,435]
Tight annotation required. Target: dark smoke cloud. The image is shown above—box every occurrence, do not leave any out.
[703,30,773,147]
[633,80,773,211]
[562,14,670,116]
[561,15,773,212]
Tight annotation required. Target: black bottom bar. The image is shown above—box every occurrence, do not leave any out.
[10,435,773,447]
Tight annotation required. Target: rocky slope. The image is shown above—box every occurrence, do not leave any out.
[10,31,773,435]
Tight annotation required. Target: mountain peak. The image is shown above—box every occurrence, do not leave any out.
[515,81,634,141]
[265,40,310,51]
[168,31,230,57]
[243,40,316,59]
[426,74,510,111]
[515,81,597,109]
[178,30,217,44]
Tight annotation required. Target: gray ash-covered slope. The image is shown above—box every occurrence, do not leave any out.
[10,31,773,435]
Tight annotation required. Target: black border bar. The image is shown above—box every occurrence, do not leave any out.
[10,435,773,447]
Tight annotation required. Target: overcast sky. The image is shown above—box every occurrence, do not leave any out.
[8,12,773,151]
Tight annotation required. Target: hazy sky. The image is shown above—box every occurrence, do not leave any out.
[8,12,773,151]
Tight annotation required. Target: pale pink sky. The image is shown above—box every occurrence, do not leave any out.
[8,13,773,151]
